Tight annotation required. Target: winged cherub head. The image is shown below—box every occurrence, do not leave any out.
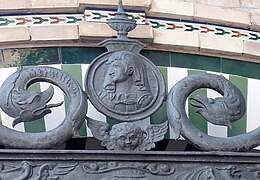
[86,117,168,151]
[109,122,144,151]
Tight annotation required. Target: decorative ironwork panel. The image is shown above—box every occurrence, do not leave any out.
[0,0,258,153]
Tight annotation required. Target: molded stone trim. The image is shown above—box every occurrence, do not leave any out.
[0,4,259,61]
[0,0,257,30]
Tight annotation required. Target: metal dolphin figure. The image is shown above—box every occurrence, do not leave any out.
[0,67,63,127]
[189,75,246,128]
[166,73,260,151]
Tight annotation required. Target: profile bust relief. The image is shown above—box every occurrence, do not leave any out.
[99,51,153,113]
[85,49,165,121]
[84,0,165,121]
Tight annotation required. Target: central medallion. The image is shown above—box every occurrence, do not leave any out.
[85,0,165,121]
[85,50,165,121]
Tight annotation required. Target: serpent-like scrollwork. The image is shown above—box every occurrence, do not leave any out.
[167,73,260,151]
[0,66,87,148]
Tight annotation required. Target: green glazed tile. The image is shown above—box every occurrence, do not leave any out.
[228,75,247,137]
[140,50,170,67]
[188,70,208,133]
[61,47,106,64]
[150,67,169,139]
[107,117,121,127]
[61,64,87,137]
[3,49,20,67]
[222,58,260,79]
[171,52,221,72]
[150,102,169,139]
[24,83,46,133]
[3,47,60,67]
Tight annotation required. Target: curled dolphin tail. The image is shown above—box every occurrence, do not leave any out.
[166,73,260,151]
[0,69,21,113]
[0,66,87,148]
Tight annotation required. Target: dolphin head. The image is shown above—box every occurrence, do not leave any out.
[12,85,63,127]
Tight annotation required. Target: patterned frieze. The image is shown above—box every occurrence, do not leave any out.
[84,9,146,24]
[146,17,260,42]
[0,150,259,180]
[0,14,84,27]
[0,8,260,59]
[0,10,259,43]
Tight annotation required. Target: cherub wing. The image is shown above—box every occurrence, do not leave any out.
[85,116,114,149]
[142,121,168,150]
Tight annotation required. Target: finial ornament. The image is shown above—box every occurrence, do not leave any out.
[117,0,124,13]
[85,0,166,122]
[107,0,137,39]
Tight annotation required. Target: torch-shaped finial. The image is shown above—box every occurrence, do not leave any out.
[107,0,137,39]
